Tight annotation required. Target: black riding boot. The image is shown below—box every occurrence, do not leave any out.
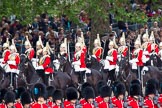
[9,73,16,87]
[80,71,86,84]
[44,74,50,86]
[108,69,115,82]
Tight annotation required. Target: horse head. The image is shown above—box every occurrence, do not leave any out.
[86,55,103,70]
[117,57,130,81]
[57,55,71,73]
[19,54,35,82]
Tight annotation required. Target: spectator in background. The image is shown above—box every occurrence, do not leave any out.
[150,21,160,32]
[51,15,59,32]
[58,27,65,43]
[13,31,22,52]
[73,28,82,43]
[62,15,71,30]
[32,18,39,30]
[46,26,58,39]
[2,30,11,44]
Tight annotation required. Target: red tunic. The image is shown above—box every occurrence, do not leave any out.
[73,50,86,69]
[132,48,143,66]
[158,94,162,107]
[53,105,61,108]
[111,96,124,108]
[144,96,158,108]
[95,96,103,104]
[82,102,95,108]
[39,55,53,73]
[0,103,7,108]
[31,102,48,108]
[127,96,140,108]
[108,49,117,65]
[25,48,35,60]
[142,42,151,58]
[82,46,87,54]
[14,102,23,108]
[118,46,128,57]
[2,49,10,63]
[98,101,109,108]
[47,101,54,108]
[151,43,159,54]
[64,100,75,108]
[93,47,103,62]
[80,98,87,105]
[8,53,20,70]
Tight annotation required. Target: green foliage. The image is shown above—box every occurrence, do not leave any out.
[0,0,160,26]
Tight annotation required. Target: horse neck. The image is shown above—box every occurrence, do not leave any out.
[25,62,35,79]
[63,61,72,74]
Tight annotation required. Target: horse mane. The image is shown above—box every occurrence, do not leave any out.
[63,60,72,74]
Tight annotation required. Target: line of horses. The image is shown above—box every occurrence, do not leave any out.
[1,54,162,96]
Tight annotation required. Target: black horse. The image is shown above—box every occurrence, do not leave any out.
[86,56,110,83]
[19,54,43,88]
[146,54,162,68]
[118,56,162,93]
[58,55,103,94]
[0,65,11,89]
[19,54,72,93]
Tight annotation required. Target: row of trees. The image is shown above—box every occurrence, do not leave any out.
[0,0,161,30]
[0,0,161,50]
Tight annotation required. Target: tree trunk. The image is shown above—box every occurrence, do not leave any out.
[88,0,110,54]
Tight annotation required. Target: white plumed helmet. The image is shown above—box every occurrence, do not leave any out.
[135,35,141,46]
[75,42,82,47]
[10,45,16,50]
[3,43,9,48]
[159,42,162,47]
[94,34,101,47]
[120,32,126,45]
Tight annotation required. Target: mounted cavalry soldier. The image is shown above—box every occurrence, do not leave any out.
[72,42,87,84]
[92,34,103,62]
[7,39,20,88]
[36,36,44,59]
[141,29,151,63]
[104,36,118,82]
[149,31,159,55]
[58,38,68,59]
[130,35,143,80]
[1,38,10,72]
[77,32,87,54]
[158,42,162,60]
[118,32,128,58]
[36,42,54,86]
[32,36,44,68]
[24,35,35,60]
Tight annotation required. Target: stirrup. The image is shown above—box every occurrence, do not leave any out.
[107,80,111,86]
[84,74,87,82]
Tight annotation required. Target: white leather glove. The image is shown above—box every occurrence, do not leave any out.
[92,55,96,58]
[106,56,113,61]
[53,59,59,63]
[72,61,81,65]
[117,55,121,58]
[132,58,139,62]
[36,66,44,70]
[7,61,16,65]
[143,51,149,55]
